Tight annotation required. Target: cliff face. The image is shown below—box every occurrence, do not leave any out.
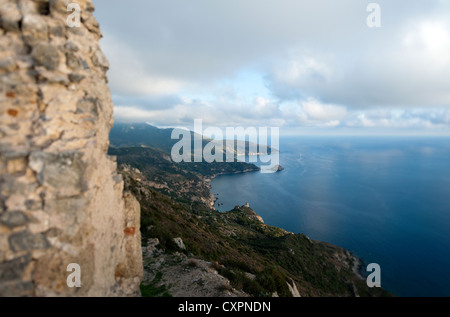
[0,0,142,296]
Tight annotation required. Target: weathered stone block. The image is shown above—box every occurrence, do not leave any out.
[32,43,60,71]
[0,211,28,228]
[9,231,50,252]
[0,254,31,282]
[0,280,34,297]
[69,73,85,83]
[29,152,86,197]
[76,97,99,117]
[48,19,65,38]
[22,14,48,45]
[33,248,94,296]
[0,2,22,32]
[0,56,16,73]
[91,49,109,70]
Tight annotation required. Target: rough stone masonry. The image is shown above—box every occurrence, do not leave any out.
[0,0,143,296]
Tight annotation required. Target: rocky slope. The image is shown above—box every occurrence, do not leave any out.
[0,0,141,296]
[119,162,392,297]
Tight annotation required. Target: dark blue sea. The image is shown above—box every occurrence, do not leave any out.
[211,136,450,297]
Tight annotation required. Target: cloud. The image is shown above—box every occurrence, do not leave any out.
[301,98,347,121]
[113,94,450,135]
[346,108,450,131]
[100,32,186,96]
[95,0,389,93]
[112,94,181,111]
[93,0,450,134]
[264,17,450,109]
[265,53,334,101]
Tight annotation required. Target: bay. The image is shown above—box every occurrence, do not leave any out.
[211,136,450,297]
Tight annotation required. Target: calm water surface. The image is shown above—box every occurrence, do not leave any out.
[211,136,450,296]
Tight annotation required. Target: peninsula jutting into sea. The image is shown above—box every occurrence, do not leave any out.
[108,123,392,297]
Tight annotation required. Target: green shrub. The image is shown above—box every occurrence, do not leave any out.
[257,267,291,297]
[140,272,171,297]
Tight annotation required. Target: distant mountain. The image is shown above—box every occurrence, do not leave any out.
[109,122,177,153]
[108,123,260,206]
[109,122,274,159]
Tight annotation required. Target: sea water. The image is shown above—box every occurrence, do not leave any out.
[211,136,450,297]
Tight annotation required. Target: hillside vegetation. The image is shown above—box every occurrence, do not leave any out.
[109,123,392,297]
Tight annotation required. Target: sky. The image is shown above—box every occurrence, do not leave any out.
[93,0,450,135]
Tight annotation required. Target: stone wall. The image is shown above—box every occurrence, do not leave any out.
[0,0,142,296]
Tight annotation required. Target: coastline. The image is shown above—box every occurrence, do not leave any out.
[204,166,369,286]
[203,167,261,209]
[352,254,365,280]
